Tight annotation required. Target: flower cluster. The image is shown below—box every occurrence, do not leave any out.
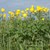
[0,5,49,21]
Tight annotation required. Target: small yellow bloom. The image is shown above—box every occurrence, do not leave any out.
[8,11,14,18]
[37,6,42,11]
[17,9,20,12]
[15,9,20,16]
[41,18,44,21]
[3,13,6,18]
[11,12,14,18]
[1,8,5,12]
[43,8,49,12]
[29,5,34,13]
[23,13,27,18]
[34,10,37,13]
[25,8,29,11]
[30,7,34,13]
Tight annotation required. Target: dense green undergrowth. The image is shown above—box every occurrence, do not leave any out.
[0,17,50,50]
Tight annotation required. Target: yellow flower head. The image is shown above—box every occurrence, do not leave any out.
[16,9,20,13]
[37,6,42,11]
[23,13,27,18]
[41,18,44,21]
[8,11,14,18]
[1,8,5,12]
[43,8,49,12]
[30,7,34,13]
[34,10,37,13]
[11,12,14,18]
[3,13,6,18]
[29,5,34,13]
[15,9,20,15]
[25,8,29,11]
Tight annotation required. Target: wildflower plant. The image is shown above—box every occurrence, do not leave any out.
[0,5,50,50]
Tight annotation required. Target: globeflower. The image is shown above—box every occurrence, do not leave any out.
[25,8,29,11]
[3,13,6,18]
[23,13,27,18]
[43,8,49,12]
[30,7,34,13]
[41,18,44,21]
[1,8,5,12]
[11,12,14,18]
[15,9,20,16]
[37,6,42,11]
[8,11,14,18]
[29,5,34,13]
[34,10,37,13]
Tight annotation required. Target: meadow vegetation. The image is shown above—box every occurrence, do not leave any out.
[0,5,50,50]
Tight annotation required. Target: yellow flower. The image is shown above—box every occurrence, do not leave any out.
[21,10,24,14]
[41,18,44,21]
[34,10,37,13]
[37,6,42,11]
[23,13,27,18]
[25,8,29,11]
[1,8,5,12]
[8,11,14,18]
[15,9,20,16]
[11,12,14,18]
[16,9,20,13]
[29,5,34,13]
[30,7,34,13]
[3,13,6,18]
[43,8,49,12]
